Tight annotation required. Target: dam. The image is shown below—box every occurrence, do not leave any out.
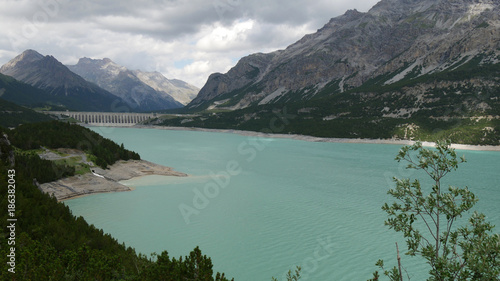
[45,111,160,126]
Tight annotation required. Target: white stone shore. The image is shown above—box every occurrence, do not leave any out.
[133,125,500,152]
[39,159,187,201]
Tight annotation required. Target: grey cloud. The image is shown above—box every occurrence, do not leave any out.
[2,0,378,42]
[0,0,380,87]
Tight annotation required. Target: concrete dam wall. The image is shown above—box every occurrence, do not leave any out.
[45,111,159,126]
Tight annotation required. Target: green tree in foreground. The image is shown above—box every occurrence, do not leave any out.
[369,140,500,280]
[271,266,301,281]
[137,247,233,280]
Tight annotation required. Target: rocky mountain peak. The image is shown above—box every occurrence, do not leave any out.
[70,57,129,84]
[75,57,125,71]
[18,49,44,61]
[0,50,81,86]
[77,57,101,66]
[0,49,44,74]
[343,9,361,16]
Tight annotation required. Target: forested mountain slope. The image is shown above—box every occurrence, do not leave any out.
[0,122,233,280]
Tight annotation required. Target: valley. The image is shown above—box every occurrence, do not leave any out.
[0,0,499,279]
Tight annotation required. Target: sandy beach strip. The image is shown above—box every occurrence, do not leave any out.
[130,125,500,152]
[38,159,187,201]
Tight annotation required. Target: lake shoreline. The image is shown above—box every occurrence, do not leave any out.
[129,125,500,152]
[39,159,188,201]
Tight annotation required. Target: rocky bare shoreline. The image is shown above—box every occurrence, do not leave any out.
[38,159,187,201]
[133,125,500,152]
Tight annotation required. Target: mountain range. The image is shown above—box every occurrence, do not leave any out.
[67,58,198,110]
[0,50,124,112]
[161,0,499,145]
[0,50,198,112]
[188,0,499,111]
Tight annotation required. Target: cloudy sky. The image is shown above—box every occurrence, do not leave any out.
[0,0,380,88]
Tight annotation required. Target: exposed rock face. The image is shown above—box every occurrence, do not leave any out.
[132,71,198,106]
[39,159,187,201]
[187,52,276,108]
[0,50,124,112]
[187,0,499,110]
[68,58,198,111]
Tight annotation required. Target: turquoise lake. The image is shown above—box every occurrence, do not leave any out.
[64,127,500,281]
